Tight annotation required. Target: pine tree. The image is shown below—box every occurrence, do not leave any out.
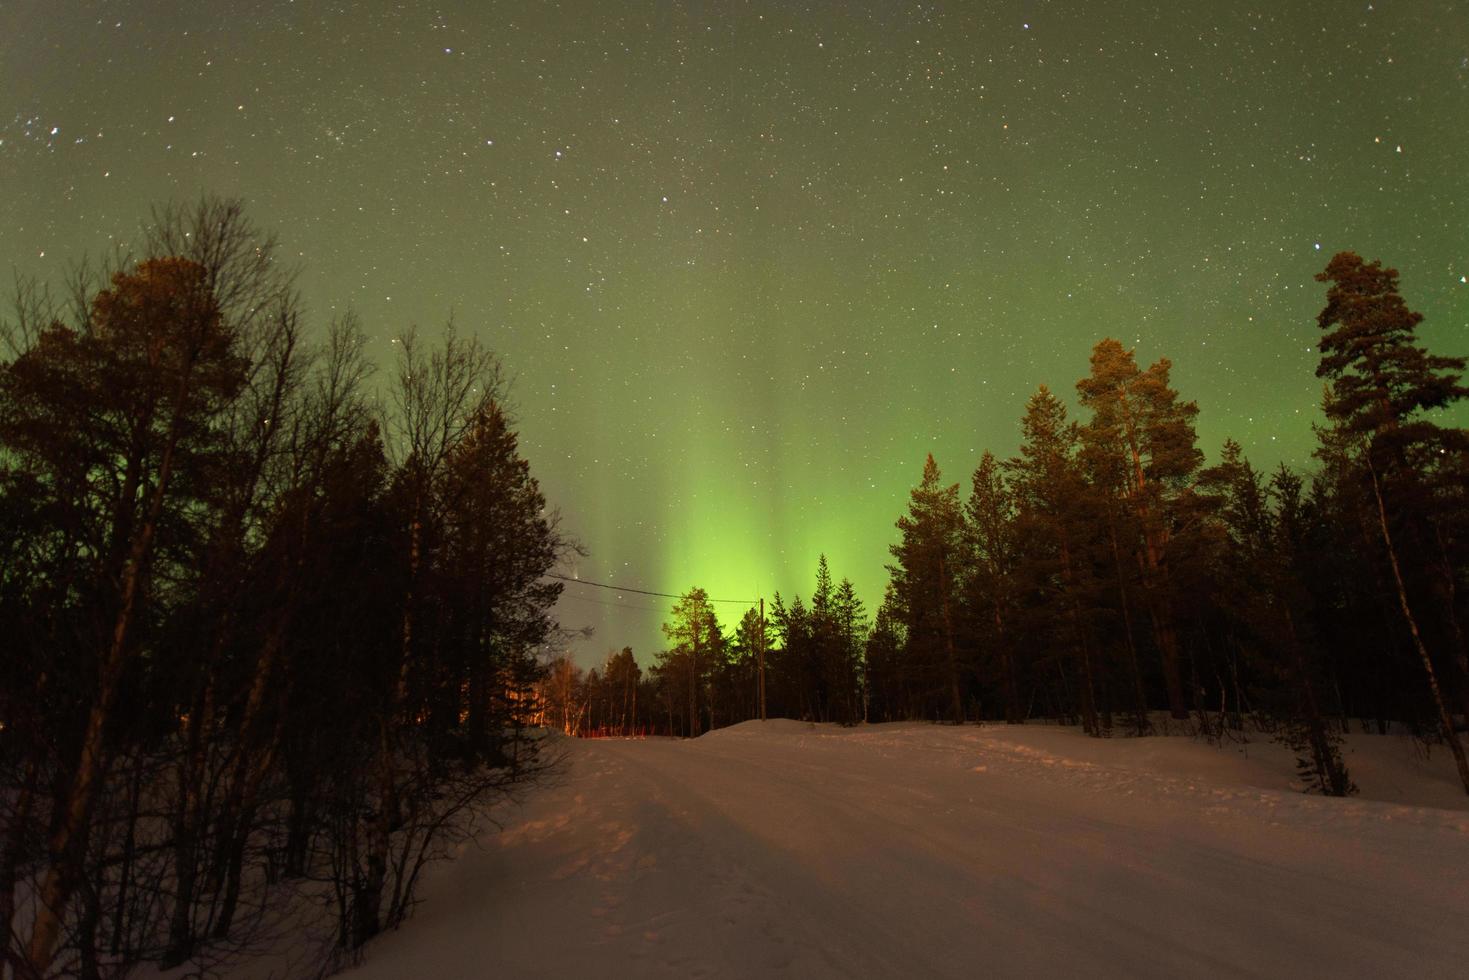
[1314,252,1469,793]
[770,592,817,721]
[1077,338,1204,720]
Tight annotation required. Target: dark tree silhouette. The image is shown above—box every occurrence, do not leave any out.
[1314,251,1469,794]
[888,455,966,723]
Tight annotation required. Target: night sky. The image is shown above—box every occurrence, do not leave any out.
[4,1,1467,664]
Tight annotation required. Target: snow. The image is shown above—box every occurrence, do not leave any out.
[273,722,1469,977]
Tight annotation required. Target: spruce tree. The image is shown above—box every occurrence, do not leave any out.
[888,455,967,723]
[1006,387,1105,734]
[662,588,723,736]
[832,578,868,725]
[1200,442,1354,795]
[731,609,771,722]
[964,451,1023,724]
[438,402,564,755]
[864,586,907,722]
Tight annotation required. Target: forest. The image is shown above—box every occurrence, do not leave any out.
[544,250,1469,807]
[0,201,574,977]
[1,199,1466,978]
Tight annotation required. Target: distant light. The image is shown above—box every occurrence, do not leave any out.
[1313,242,1321,250]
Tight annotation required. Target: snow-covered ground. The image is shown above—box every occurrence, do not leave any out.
[311,720,1469,979]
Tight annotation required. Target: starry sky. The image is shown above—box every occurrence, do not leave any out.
[4,0,1467,664]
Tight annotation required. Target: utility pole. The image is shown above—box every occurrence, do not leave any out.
[758,597,767,721]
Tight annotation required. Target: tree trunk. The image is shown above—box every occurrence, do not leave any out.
[0,760,38,961]
[938,553,964,724]
[357,507,423,948]
[1108,520,1152,734]
[1283,607,1352,796]
[162,814,201,968]
[78,882,101,980]
[688,628,700,738]
[28,395,190,974]
[1146,584,1189,719]
[212,798,258,939]
[1078,634,1100,737]
[1117,400,1187,720]
[163,676,216,967]
[1369,458,1469,794]
[993,604,1021,725]
[109,758,146,952]
[284,778,312,879]
[1429,521,1469,725]
[1058,539,1098,735]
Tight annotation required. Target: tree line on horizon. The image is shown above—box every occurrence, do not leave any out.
[545,250,1469,802]
[0,201,572,977]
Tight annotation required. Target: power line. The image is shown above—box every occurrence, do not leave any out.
[558,593,670,614]
[546,572,755,605]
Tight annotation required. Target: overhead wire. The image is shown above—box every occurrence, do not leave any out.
[546,572,756,605]
[557,593,670,615]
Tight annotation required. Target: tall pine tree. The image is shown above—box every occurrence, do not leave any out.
[1077,339,1204,720]
[1314,252,1469,793]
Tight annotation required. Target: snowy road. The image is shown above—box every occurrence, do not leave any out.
[350,722,1469,979]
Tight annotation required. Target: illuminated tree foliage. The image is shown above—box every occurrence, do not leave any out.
[1076,339,1205,720]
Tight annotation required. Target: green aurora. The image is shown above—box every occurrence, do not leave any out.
[3,1,1467,661]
